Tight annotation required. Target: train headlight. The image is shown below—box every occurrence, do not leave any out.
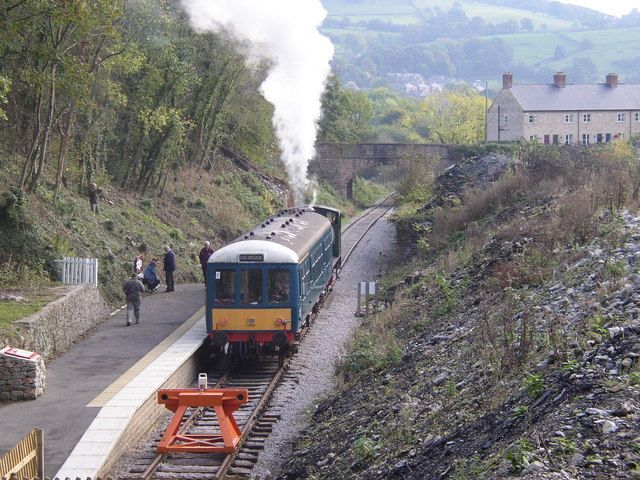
[275,317,287,326]
[219,318,228,326]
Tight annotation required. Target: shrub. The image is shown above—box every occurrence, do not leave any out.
[140,198,154,212]
[352,437,377,461]
[169,228,185,241]
[506,439,534,474]
[351,176,388,208]
[51,234,74,257]
[429,172,525,251]
[395,158,434,205]
[103,219,116,232]
[0,188,28,229]
[523,373,545,399]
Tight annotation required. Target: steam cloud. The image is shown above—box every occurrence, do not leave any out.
[181,0,334,204]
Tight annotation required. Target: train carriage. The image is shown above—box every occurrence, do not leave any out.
[206,206,341,362]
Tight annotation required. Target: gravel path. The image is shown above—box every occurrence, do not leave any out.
[252,211,398,477]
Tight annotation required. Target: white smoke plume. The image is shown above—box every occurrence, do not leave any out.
[180,0,334,204]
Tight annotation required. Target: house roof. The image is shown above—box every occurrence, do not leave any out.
[509,84,640,112]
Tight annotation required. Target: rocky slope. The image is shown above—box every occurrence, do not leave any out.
[279,145,640,479]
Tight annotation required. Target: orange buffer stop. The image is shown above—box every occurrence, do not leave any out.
[157,388,249,454]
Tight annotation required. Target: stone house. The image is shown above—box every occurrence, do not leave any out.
[487,72,640,144]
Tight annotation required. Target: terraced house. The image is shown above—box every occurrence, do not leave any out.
[488,72,640,144]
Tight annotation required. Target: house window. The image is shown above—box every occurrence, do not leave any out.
[503,114,509,124]
[617,113,625,122]
[582,113,591,123]
[582,134,590,145]
[565,134,573,144]
[552,134,559,144]
[565,114,574,123]
[635,112,640,122]
[528,114,537,123]
[605,133,611,142]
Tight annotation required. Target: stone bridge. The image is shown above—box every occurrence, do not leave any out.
[309,143,458,197]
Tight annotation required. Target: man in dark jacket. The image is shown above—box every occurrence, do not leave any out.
[123,274,145,326]
[143,260,160,291]
[163,245,176,292]
[199,241,214,286]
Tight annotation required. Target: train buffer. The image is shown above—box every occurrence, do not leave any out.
[156,387,249,454]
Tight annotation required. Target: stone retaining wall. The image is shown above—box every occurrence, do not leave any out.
[0,349,46,402]
[15,285,110,362]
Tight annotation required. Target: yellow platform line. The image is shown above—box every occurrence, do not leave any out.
[87,306,205,407]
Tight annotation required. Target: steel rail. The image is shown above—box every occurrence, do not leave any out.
[141,373,228,479]
[342,199,395,267]
[340,193,394,235]
[213,356,292,478]
[131,197,395,479]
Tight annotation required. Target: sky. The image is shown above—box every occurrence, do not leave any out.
[561,0,638,17]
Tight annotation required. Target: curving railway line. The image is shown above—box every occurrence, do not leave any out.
[117,198,394,479]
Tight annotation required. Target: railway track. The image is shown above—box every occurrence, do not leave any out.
[119,197,395,479]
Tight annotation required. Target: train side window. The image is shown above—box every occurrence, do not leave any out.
[240,269,263,305]
[214,270,235,304]
[268,269,290,304]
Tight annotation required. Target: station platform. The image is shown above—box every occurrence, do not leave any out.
[0,284,207,478]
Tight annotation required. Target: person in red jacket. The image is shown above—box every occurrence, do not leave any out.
[199,241,214,286]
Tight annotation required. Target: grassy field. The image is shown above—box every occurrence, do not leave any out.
[490,27,640,79]
[323,0,578,30]
[0,293,57,341]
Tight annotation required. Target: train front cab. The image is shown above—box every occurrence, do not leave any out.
[207,262,300,355]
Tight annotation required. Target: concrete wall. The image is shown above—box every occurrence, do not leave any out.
[15,285,110,362]
[311,143,457,194]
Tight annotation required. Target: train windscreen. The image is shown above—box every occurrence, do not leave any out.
[240,269,263,305]
[268,269,290,304]
[214,269,235,304]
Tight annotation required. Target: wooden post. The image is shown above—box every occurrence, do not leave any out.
[36,428,44,479]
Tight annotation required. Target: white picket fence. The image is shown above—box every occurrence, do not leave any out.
[55,257,99,286]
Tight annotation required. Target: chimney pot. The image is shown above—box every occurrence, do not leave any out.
[502,72,513,89]
[606,73,618,88]
[553,72,566,88]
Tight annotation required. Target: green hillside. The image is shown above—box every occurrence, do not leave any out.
[492,27,640,81]
[323,0,579,31]
[322,0,640,89]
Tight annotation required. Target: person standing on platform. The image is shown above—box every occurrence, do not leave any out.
[123,273,145,326]
[163,245,176,292]
[199,241,214,286]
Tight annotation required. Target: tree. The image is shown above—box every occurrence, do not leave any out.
[554,45,567,60]
[318,76,373,143]
[520,17,534,32]
[0,76,9,121]
[417,88,486,144]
